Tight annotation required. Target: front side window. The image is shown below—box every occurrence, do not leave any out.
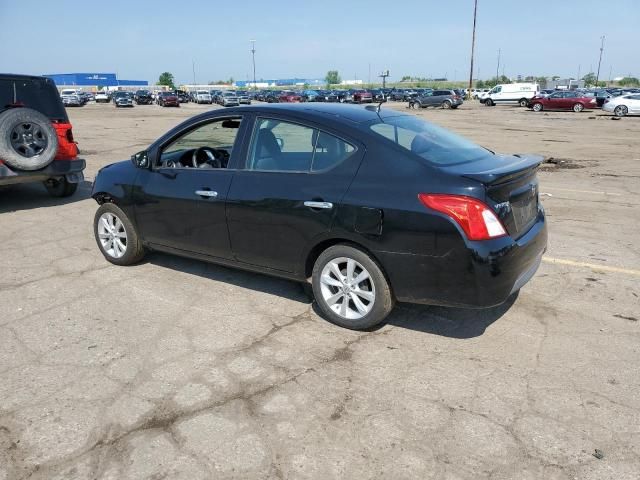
[369,114,491,166]
[160,117,242,168]
[247,118,355,172]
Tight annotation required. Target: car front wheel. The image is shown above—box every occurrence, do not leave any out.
[573,103,584,112]
[94,203,145,266]
[312,244,394,330]
[532,103,543,112]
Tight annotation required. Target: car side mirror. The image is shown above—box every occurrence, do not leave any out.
[131,150,149,169]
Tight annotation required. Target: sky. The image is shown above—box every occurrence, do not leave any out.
[1,0,638,85]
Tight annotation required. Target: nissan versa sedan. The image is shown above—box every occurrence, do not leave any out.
[91,104,547,330]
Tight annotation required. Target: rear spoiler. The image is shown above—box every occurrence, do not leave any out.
[447,154,544,185]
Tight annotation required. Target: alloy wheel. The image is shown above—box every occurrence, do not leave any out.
[97,212,128,258]
[614,105,628,117]
[320,257,375,320]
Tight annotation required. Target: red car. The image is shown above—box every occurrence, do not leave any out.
[528,91,597,112]
[278,91,301,103]
[158,92,180,107]
[353,90,373,103]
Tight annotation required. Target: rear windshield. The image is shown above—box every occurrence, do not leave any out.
[368,115,491,166]
[0,77,68,122]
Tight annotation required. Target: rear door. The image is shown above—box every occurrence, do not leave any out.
[226,116,363,273]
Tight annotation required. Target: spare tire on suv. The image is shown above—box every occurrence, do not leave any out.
[0,107,58,171]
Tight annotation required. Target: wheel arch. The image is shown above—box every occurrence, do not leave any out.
[303,237,394,297]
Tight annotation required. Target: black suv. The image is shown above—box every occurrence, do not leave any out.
[0,74,84,197]
[134,90,153,105]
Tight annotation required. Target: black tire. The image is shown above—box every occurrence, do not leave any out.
[451,105,458,109]
[518,98,528,107]
[532,103,543,112]
[485,99,494,107]
[94,203,145,266]
[442,100,452,109]
[573,103,584,113]
[0,108,58,171]
[44,178,78,197]
[312,244,394,330]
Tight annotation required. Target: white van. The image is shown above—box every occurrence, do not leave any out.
[481,83,539,107]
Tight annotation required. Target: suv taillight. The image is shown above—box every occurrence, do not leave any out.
[418,194,507,241]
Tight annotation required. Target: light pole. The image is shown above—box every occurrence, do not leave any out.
[595,35,605,87]
[250,39,257,90]
[496,48,501,83]
[467,0,478,99]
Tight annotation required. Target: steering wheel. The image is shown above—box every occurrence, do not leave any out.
[191,147,222,168]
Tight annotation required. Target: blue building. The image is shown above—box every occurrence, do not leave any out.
[44,73,148,88]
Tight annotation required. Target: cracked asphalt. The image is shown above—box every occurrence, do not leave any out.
[1,101,639,479]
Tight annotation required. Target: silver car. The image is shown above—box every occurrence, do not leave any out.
[195,90,212,104]
[219,91,239,107]
[236,91,251,105]
[602,94,640,117]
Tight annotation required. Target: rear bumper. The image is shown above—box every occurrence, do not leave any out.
[0,159,85,186]
[377,209,547,308]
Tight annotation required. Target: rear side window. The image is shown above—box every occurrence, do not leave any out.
[247,118,355,172]
[0,77,68,122]
[369,115,492,166]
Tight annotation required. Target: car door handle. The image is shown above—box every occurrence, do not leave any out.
[304,201,333,209]
[195,190,218,198]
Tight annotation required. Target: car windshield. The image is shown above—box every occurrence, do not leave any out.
[368,114,492,166]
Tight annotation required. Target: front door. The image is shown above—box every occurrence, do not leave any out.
[226,117,363,274]
[134,116,246,259]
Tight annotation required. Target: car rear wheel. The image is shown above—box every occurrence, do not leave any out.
[518,98,529,107]
[532,103,543,112]
[94,203,145,266]
[312,245,394,330]
[614,105,628,117]
[573,103,584,112]
[442,100,452,109]
[0,108,58,171]
[44,177,78,197]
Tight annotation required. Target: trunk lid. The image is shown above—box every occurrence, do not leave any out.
[442,153,543,238]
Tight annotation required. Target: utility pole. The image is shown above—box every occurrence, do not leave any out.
[379,70,390,89]
[595,35,605,86]
[577,64,581,82]
[192,60,196,86]
[250,39,257,90]
[496,48,501,82]
[368,63,371,86]
[467,0,478,98]
[608,65,613,86]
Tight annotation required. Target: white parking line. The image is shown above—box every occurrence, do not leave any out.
[543,257,640,276]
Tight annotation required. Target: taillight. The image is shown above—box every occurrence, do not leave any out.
[418,194,507,241]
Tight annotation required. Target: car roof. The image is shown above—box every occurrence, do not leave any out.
[219,103,407,124]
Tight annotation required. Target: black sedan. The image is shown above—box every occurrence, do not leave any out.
[91,104,547,330]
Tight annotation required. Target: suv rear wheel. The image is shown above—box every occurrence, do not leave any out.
[312,244,394,330]
[44,177,78,197]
